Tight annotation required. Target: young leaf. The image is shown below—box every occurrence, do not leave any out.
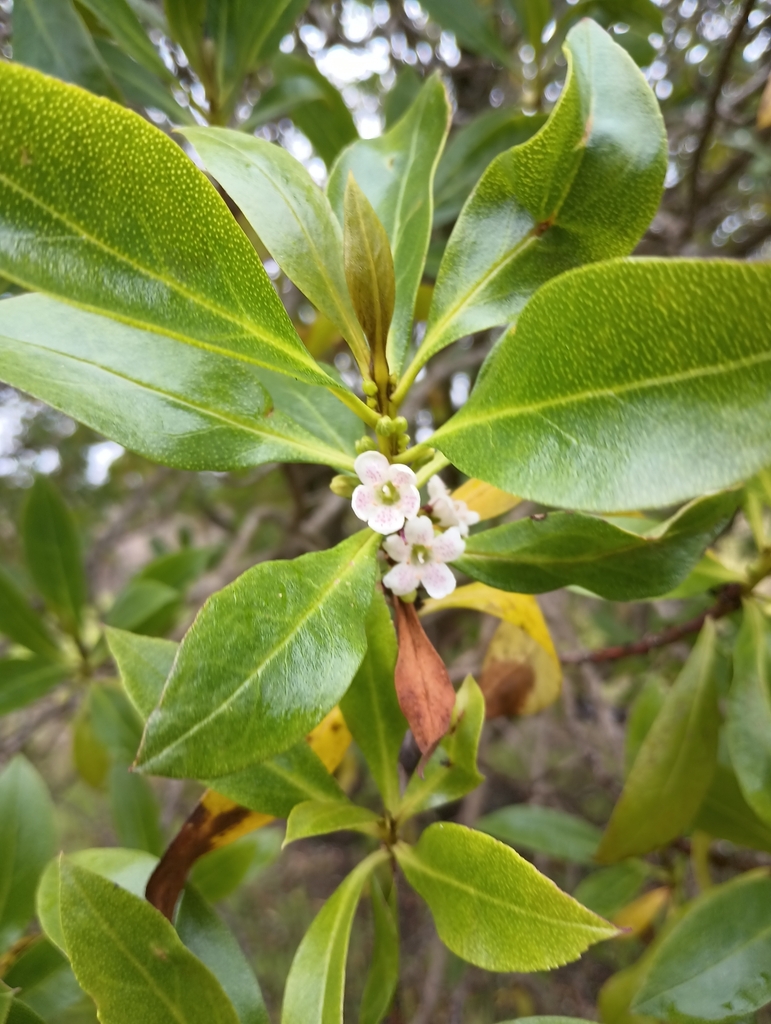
[281,849,389,1024]
[693,763,771,853]
[727,601,771,826]
[359,878,399,1024]
[392,597,455,756]
[434,259,771,511]
[633,870,771,1020]
[0,296,356,474]
[340,590,406,812]
[284,801,381,845]
[398,676,485,818]
[328,75,451,371]
[0,757,57,951]
[181,128,369,368]
[0,658,68,717]
[23,476,87,635]
[136,531,378,778]
[176,887,269,1024]
[409,20,665,379]
[0,567,59,659]
[596,622,720,863]
[477,805,602,865]
[58,860,240,1024]
[0,62,331,389]
[456,492,738,600]
[395,823,617,971]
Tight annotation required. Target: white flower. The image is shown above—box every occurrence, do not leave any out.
[427,475,481,537]
[351,451,421,535]
[382,515,465,599]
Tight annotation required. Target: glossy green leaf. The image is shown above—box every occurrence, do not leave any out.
[181,128,368,367]
[281,849,389,1024]
[0,756,57,950]
[105,577,180,635]
[398,676,484,819]
[176,886,269,1024]
[94,37,193,125]
[0,567,59,658]
[625,676,666,775]
[78,0,171,79]
[162,0,205,79]
[573,861,652,919]
[596,622,719,863]
[633,870,771,1020]
[693,763,771,853]
[108,763,163,855]
[284,801,380,845]
[359,878,398,1024]
[23,475,87,634]
[258,367,361,458]
[89,683,144,762]
[340,590,406,813]
[0,62,332,389]
[0,992,45,1024]
[457,492,738,600]
[477,805,602,865]
[413,20,665,376]
[0,658,67,717]
[396,823,617,971]
[328,75,451,371]
[137,531,379,778]
[436,259,771,511]
[12,0,119,98]
[138,548,214,592]
[727,601,771,826]
[1,939,84,1024]
[0,296,355,474]
[419,0,512,65]
[433,108,546,228]
[58,860,240,1024]
[105,627,176,720]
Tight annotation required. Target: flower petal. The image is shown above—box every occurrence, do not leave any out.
[432,496,460,529]
[369,505,406,535]
[383,562,422,595]
[433,526,466,563]
[383,533,411,563]
[427,475,448,501]
[389,464,418,489]
[351,485,378,522]
[422,562,457,599]
[396,485,421,521]
[405,515,435,546]
[354,451,390,486]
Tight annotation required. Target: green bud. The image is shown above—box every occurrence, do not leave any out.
[398,588,418,603]
[329,474,357,498]
[366,396,379,409]
[397,434,409,453]
[376,416,394,437]
[362,380,379,397]
[393,416,408,434]
[355,436,377,454]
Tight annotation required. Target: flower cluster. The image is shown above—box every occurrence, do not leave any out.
[350,452,477,599]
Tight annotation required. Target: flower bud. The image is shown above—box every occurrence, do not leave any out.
[355,436,377,454]
[376,415,394,437]
[329,474,357,498]
[362,380,379,397]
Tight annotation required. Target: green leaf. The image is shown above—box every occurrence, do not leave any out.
[693,763,771,853]
[138,548,214,592]
[383,67,421,128]
[398,676,484,819]
[94,37,194,125]
[105,627,175,720]
[108,763,163,855]
[625,676,666,775]
[176,886,269,1024]
[284,801,380,845]
[258,367,361,458]
[0,62,332,390]
[419,0,513,65]
[727,601,771,826]
[359,878,398,1024]
[162,0,205,81]
[395,823,617,971]
[0,658,68,717]
[243,73,325,129]
[435,258,771,511]
[0,567,59,659]
[596,622,719,863]
[136,531,379,779]
[499,1019,596,1024]
[457,492,738,600]
[12,0,119,98]
[477,805,602,865]
[412,20,665,376]
[328,75,451,371]
[182,127,368,366]
[78,0,172,79]
[188,834,278,903]
[281,849,389,1024]
[340,590,406,813]
[0,756,57,951]
[23,475,87,635]
[105,577,180,635]
[573,861,652,919]
[89,683,144,762]
[0,296,355,474]
[633,870,771,1020]
[58,860,241,1024]
[1,938,84,1023]
[433,108,546,228]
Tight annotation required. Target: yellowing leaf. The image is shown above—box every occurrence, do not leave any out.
[451,479,520,521]
[758,70,771,130]
[613,887,671,939]
[306,706,353,773]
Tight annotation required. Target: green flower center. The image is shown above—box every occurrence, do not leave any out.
[379,481,399,505]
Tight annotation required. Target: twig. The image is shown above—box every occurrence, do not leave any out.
[561,584,743,665]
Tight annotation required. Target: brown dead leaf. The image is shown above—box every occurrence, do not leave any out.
[393,597,455,754]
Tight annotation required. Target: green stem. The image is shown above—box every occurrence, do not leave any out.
[415,452,450,488]
[392,442,433,465]
[390,343,432,409]
[330,386,381,428]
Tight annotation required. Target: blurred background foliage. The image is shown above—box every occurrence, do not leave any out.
[0,0,770,1021]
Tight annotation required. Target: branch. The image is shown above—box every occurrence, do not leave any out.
[561,584,743,665]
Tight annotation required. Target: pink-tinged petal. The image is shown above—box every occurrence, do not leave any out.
[354,451,390,486]
[383,562,422,595]
[389,464,417,489]
[422,562,457,600]
[433,526,465,563]
[396,485,421,520]
[383,534,411,563]
[351,485,378,522]
[432,496,460,529]
[427,475,448,501]
[369,505,405,535]
[405,515,435,546]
